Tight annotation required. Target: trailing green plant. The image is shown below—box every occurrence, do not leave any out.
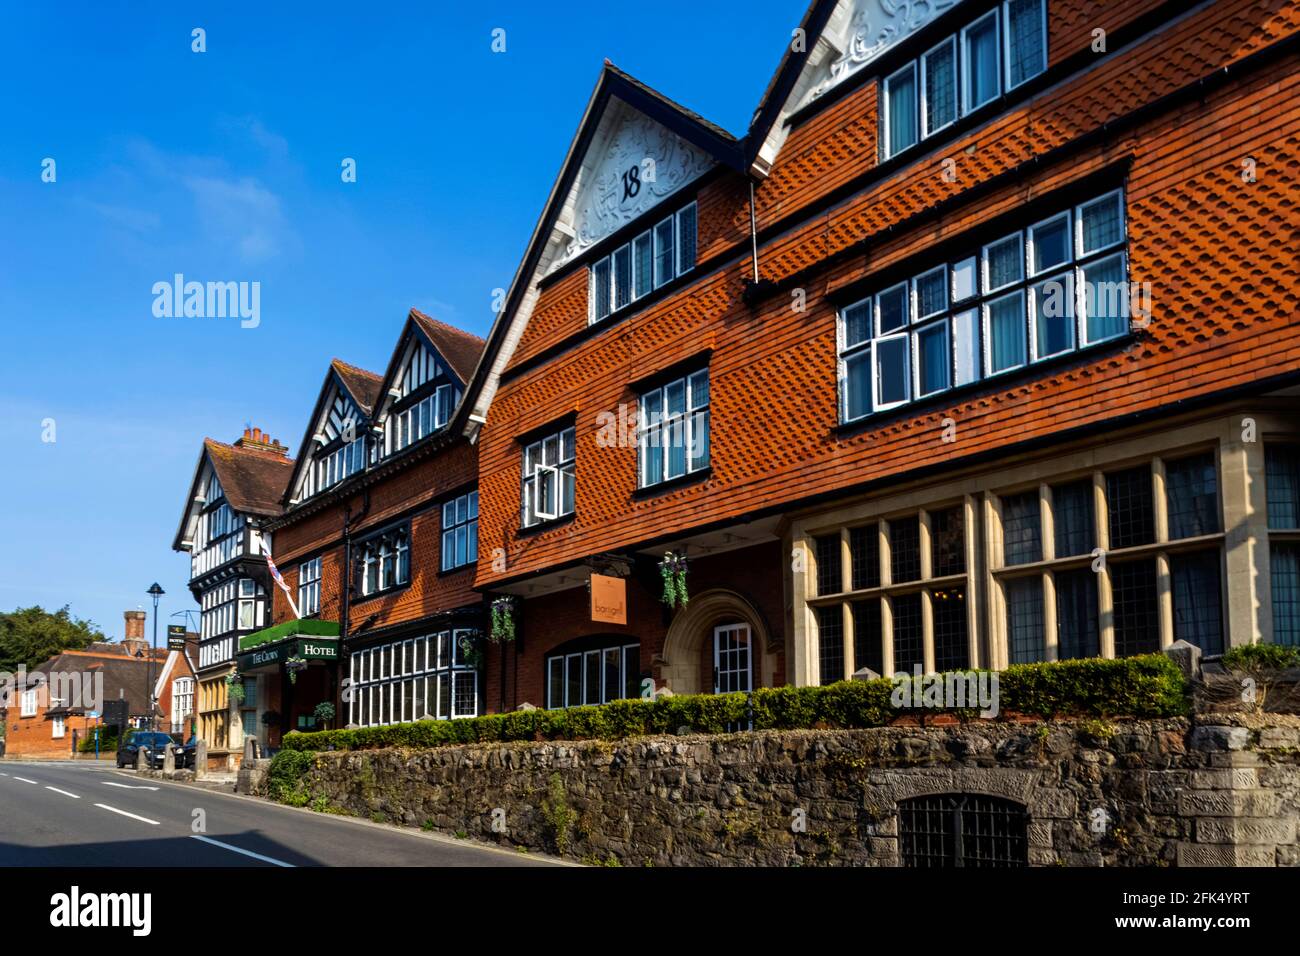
[541,773,577,855]
[226,670,246,703]
[658,551,689,610]
[285,656,308,685]
[266,749,316,805]
[489,596,518,643]
[280,654,1187,753]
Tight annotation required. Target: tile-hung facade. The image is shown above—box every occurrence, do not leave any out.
[254,311,487,739]
[461,0,1300,710]
[173,429,292,768]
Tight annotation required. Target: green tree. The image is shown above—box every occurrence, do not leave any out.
[0,605,104,672]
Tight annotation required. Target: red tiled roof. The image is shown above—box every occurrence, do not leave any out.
[331,358,383,414]
[203,438,294,518]
[410,309,486,384]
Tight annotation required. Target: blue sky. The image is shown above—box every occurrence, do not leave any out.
[0,0,799,638]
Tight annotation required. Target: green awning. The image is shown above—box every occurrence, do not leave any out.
[239,618,339,652]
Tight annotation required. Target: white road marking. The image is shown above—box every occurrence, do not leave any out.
[190,835,295,868]
[93,803,160,825]
[45,786,80,799]
[102,781,158,791]
[12,776,38,784]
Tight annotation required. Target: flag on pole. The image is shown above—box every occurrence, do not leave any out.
[260,533,301,619]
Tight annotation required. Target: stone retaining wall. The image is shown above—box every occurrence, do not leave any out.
[264,714,1300,866]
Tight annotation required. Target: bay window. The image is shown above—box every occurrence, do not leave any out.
[349,630,479,727]
[837,188,1130,423]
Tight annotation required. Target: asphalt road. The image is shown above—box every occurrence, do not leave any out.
[0,760,563,867]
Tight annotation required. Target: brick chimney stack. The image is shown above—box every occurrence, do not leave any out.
[234,426,289,457]
[123,610,148,657]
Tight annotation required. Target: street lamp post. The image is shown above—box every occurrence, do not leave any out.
[147,583,164,731]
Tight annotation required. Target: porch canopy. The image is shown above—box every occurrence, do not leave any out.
[236,618,340,673]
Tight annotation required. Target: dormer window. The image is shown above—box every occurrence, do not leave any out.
[382,341,461,457]
[590,202,697,324]
[300,389,367,500]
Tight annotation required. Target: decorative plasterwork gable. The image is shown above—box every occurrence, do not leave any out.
[545,99,715,273]
[754,0,962,173]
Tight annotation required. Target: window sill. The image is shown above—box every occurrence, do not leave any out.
[518,513,575,538]
[351,582,411,605]
[632,467,712,499]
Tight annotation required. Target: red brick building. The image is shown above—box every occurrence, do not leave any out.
[459,0,1300,710]
[250,310,487,736]
[2,612,192,758]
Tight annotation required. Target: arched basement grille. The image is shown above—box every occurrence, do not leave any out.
[899,794,1028,867]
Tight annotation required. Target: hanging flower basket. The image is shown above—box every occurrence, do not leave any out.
[225,670,246,703]
[659,551,690,610]
[285,656,308,685]
[489,596,518,643]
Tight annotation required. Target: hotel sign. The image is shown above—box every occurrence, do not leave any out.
[237,637,338,671]
[167,625,187,650]
[590,574,627,626]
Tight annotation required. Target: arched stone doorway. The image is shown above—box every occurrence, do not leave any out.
[659,589,776,695]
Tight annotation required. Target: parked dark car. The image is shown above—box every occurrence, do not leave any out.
[176,735,199,769]
[116,731,182,769]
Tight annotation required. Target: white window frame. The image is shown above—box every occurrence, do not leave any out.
[1003,0,1048,93]
[1028,210,1073,277]
[961,8,1002,116]
[873,332,912,412]
[52,715,65,739]
[921,35,959,139]
[441,491,479,571]
[298,556,321,616]
[882,61,919,159]
[982,231,1025,294]
[1030,269,1077,362]
[877,281,910,336]
[1079,251,1131,346]
[20,688,37,717]
[913,264,949,323]
[912,318,953,398]
[983,288,1028,377]
[638,369,710,488]
[521,427,575,527]
[1075,188,1127,259]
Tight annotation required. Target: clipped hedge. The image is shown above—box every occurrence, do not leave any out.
[280,654,1187,754]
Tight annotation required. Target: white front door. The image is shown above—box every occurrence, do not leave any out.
[713,624,752,695]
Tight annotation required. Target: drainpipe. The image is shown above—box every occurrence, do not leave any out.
[748,180,760,282]
[339,489,371,724]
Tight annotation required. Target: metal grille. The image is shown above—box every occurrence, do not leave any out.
[1171,550,1224,654]
[850,524,881,590]
[931,588,969,670]
[816,606,845,685]
[1106,466,1155,549]
[1165,453,1220,539]
[890,515,921,583]
[1052,479,1095,557]
[900,794,1028,867]
[1054,568,1100,659]
[1271,544,1300,647]
[1001,491,1041,565]
[853,598,884,674]
[815,534,842,596]
[891,593,923,672]
[1266,445,1300,530]
[1006,578,1045,663]
[1112,559,1159,656]
[930,506,966,577]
